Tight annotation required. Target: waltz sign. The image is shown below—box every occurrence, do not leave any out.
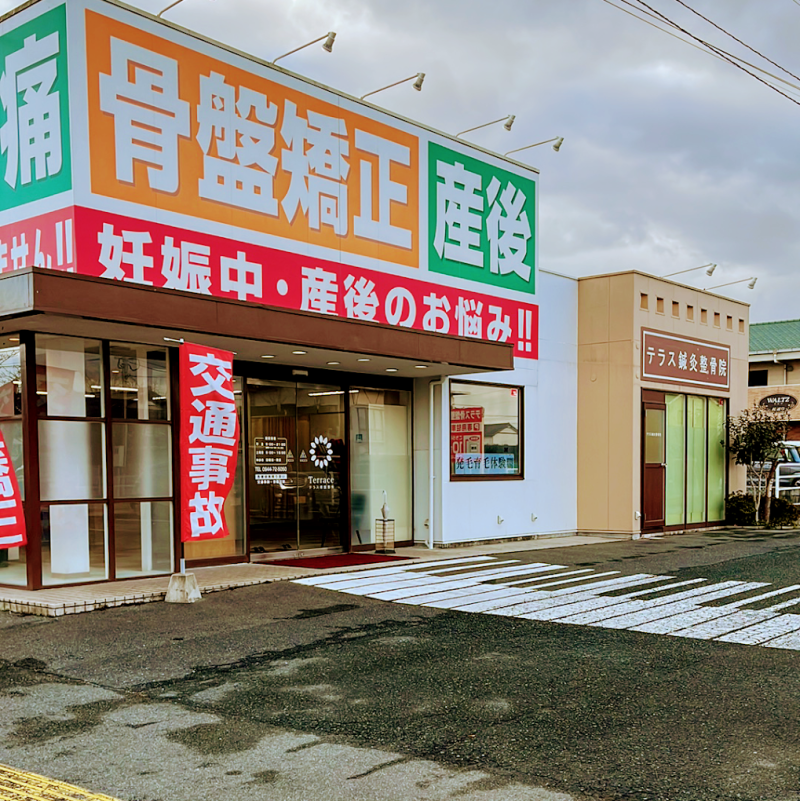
[759,393,798,412]
[0,429,25,548]
[180,343,239,542]
[641,330,731,390]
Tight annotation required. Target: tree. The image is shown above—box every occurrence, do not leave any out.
[727,405,789,524]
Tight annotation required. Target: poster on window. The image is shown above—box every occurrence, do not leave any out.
[0,428,25,547]
[180,342,239,542]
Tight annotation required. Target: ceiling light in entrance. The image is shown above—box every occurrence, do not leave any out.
[357,358,370,362]
[414,365,428,369]
[386,368,398,372]
[292,350,307,355]
[261,355,276,359]
[327,361,340,365]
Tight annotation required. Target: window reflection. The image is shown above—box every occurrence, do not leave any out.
[36,336,103,418]
[450,381,522,478]
[109,344,170,420]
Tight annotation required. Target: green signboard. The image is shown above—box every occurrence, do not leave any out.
[0,4,71,211]
[428,141,536,295]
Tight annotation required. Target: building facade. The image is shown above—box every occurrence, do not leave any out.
[577,272,748,537]
[749,319,800,442]
[0,0,746,592]
[0,0,578,590]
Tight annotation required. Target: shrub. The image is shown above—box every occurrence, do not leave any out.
[726,492,756,526]
[760,495,800,528]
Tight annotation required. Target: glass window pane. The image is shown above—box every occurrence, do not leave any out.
[665,394,685,527]
[42,503,107,585]
[350,388,412,546]
[114,501,173,577]
[112,423,172,498]
[36,335,103,418]
[707,398,727,521]
[686,396,707,524]
[109,344,170,421]
[450,382,521,477]
[0,420,24,501]
[644,408,665,464]
[0,544,26,586]
[39,420,106,501]
[0,336,22,417]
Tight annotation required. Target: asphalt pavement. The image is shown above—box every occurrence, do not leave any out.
[2,529,800,801]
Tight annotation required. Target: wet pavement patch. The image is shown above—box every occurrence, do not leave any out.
[8,697,128,746]
[166,720,268,755]
[247,769,279,784]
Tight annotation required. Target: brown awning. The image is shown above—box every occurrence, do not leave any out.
[0,268,514,374]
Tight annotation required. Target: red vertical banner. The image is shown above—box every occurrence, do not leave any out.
[0,429,25,548]
[180,343,239,543]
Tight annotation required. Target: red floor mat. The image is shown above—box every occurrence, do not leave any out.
[268,553,414,569]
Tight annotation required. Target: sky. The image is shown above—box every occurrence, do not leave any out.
[5,0,799,323]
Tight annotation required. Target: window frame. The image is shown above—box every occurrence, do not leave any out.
[448,379,524,482]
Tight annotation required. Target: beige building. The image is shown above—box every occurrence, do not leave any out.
[578,271,749,536]
[748,320,800,442]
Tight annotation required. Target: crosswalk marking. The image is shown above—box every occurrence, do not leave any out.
[293,556,800,652]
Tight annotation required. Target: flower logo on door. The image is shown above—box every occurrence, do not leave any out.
[309,435,334,468]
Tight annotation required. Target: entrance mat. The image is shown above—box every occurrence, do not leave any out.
[269,554,415,569]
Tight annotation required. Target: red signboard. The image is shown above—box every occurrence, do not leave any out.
[0,429,25,548]
[642,330,730,390]
[180,342,239,542]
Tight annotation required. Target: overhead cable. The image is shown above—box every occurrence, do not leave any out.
[668,0,800,83]
[625,0,800,107]
[599,0,800,99]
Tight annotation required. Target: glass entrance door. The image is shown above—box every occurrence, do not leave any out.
[247,379,345,554]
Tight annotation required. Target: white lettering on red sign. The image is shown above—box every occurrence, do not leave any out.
[180,344,239,541]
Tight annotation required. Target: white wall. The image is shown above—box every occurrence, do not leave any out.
[413,271,578,546]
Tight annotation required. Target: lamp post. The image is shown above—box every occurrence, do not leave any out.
[664,263,716,278]
[361,72,425,101]
[273,32,336,65]
[706,277,758,291]
[505,136,564,156]
[456,114,515,138]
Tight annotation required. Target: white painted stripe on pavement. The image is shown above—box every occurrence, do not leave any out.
[542,580,712,625]
[502,568,596,587]
[365,564,565,601]
[387,584,500,605]
[669,610,777,640]
[596,583,770,630]
[715,614,800,645]
[722,585,800,609]
[525,577,679,622]
[762,629,800,649]
[545,573,658,597]
[760,593,800,612]
[430,587,531,611]
[296,556,501,587]
[486,574,662,618]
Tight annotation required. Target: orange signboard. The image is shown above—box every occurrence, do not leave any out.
[85,10,419,268]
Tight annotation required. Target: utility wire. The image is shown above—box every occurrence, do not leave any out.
[626,0,800,107]
[668,0,800,83]
[598,0,728,63]
[599,0,800,99]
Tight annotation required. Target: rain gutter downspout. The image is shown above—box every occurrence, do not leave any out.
[429,377,446,550]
